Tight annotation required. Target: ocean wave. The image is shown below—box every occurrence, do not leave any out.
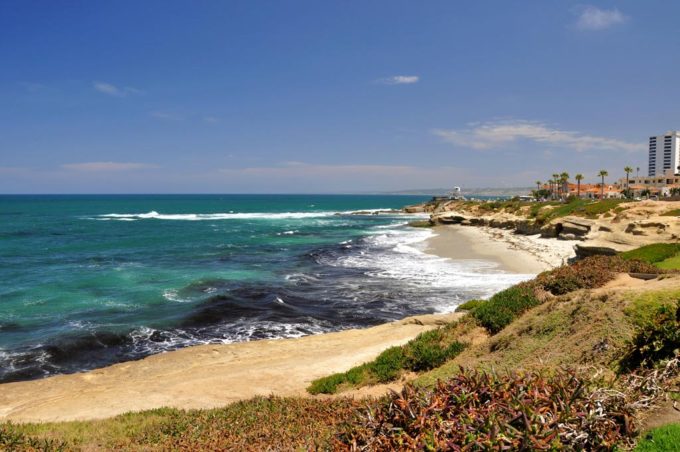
[90,209,420,221]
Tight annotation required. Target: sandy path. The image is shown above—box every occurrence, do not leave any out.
[0,312,462,423]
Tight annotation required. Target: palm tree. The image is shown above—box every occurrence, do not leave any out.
[624,166,633,198]
[552,173,560,199]
[598,170,609,199]
[535,180,541,191]
[636,167,640,179]
[575,174,584,198]
[560,172,570,198]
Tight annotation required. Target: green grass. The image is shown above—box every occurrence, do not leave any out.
[635,424,680,451]
[2,397,363,451]
[656,254,680,270]
[661,209,680,217]
[308,324,469,394]
[620,243,680,265]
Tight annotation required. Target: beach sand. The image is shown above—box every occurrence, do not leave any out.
[0,312,462,423]
[0,223,575,423]
[426,225,577,274]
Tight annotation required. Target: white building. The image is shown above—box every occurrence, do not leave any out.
[648,131,680,176]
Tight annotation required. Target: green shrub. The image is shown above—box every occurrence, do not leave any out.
[369,347,405,382]
[621,300,680,370]
[307,372,347,395]
[472,283,540,334]
[620,244,680,265]
[635,423,680,451]
[537,255,664,296]
[456,299,484,311]
[404,330,466,372]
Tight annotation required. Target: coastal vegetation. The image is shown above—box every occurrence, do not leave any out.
[3,245,680,450]
[309,254,665,395]
[308,323,470,394]
[621,243,680,269]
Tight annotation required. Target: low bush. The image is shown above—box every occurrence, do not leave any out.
[620,243,680,265]
[371,346,405,382]
[455,299,484,311]
[621,300,680,370]
[404,329,466,372]
[536,255,662,295]
[337,369,635,450]
[472,282,540,334]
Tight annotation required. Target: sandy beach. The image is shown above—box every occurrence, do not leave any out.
[426,225,578,274]
[0,223,572,424]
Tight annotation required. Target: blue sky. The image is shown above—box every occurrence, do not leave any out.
[1,1,679,193]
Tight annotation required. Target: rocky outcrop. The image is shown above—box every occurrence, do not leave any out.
[419,199,680,259]
[574,244,619,259]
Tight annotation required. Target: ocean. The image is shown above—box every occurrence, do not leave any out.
[0,194,528,383]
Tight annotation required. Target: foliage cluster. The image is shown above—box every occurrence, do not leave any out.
[537,255,663,295]
[622,300,680,371]
[338,369,634,450]
[468,255,664,336]
[471,282,540,334]
[455,298,484,311]
[308,327,467,394]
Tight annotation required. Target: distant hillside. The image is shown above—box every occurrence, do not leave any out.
[385,187,533,197]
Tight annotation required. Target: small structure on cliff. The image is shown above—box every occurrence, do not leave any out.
[447,186,466,200]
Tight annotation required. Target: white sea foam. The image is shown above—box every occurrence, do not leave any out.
[91,209,423,222]
[328,224,535,313]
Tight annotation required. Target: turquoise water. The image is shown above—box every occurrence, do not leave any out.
[0,195,528,382]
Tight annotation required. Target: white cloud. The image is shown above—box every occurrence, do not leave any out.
[377,75,419,85]
[575,6,627,31]
[62,162,158,171]
[433,120,643,153]
[93,81,143,97]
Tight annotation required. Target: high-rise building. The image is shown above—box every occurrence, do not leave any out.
[648,131,680,176]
